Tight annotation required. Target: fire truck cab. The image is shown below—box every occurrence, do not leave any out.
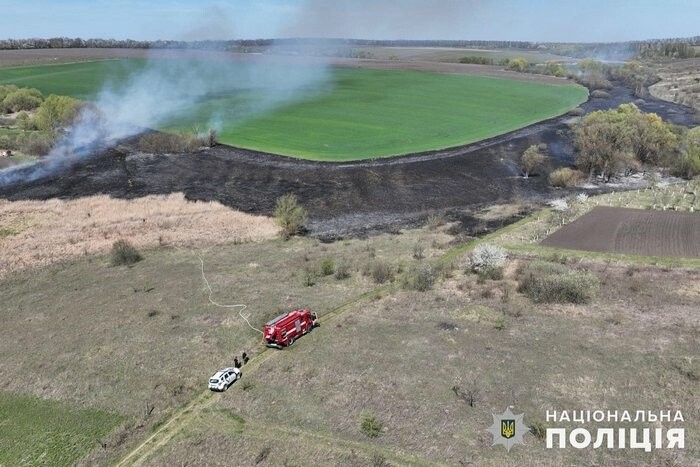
[263,309,318,349]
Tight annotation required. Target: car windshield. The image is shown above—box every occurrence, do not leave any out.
[209,379,219,384]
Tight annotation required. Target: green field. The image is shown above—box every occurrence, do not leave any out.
[0,60,588,161]
[0,391,122,466]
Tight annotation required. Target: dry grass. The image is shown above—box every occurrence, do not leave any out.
[0,222,455,465]
[649,58,700,113]
[0,193,279,277]
[152,260,700,466]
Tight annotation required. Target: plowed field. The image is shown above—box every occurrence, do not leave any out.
[542,206,700,258]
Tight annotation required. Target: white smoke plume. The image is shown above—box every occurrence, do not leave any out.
[0,48,332,186]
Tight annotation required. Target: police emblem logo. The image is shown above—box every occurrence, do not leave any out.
[500,419,515,439]
[487,408,528,452]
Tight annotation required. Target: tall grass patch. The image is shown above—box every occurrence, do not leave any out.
[518,261,599,304]
[0,392,122,467]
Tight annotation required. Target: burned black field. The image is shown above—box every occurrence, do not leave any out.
[0,81,695,238]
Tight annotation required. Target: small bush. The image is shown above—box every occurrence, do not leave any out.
[360,412,383,438]
[371,454,391,467]
[549,168,584,188]
[529,419,548,441]
[493,317,506,330]
[520,145,546,178]
[370,261,394,284]
[274,193,308,240]
[469,244,507,273]
[2,87,43,113]
[17,132,54,156]
[477,266,504,282]
[518,261,599,304]
[137,131,202,154]
[591,90,611,99]
[433,260,455,279]
[412,242,424,260]
[425,210,447,229]
[334,262,350,280]
[567,107,585,117]
[320,257,335,276]
[459,56,494,65]
[205,128,218,147]
[32,94,82,131]
[402,263,435,292]
[302,269,316,287]
[111,240,143,266]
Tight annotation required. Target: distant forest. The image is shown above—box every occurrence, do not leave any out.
[0,37,697,60]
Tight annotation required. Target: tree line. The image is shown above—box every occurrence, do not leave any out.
[1,37,697,60]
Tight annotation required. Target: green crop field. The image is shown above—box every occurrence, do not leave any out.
[0,60,587,161]
[0,391,122,466]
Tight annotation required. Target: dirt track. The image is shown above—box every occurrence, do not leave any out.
[0,51,696,238]
[542,206,700,258]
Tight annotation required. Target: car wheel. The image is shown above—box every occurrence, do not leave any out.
[288,337,295,346]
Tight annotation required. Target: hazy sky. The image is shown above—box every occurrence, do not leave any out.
[1,0,698,43]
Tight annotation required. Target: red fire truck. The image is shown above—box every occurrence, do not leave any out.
[263,309,318,349]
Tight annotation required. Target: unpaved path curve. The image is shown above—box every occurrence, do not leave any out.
[113,286,392,466]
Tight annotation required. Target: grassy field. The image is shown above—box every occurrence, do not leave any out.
[0,188,698,464]
[0,392,122,466]
[351,46,571,64]
[0,224,455,465]
[0,60,587,161]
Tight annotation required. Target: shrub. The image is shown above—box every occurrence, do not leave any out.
[529,419,548,441]
[548,198,570,212]
[549,168,584,188]
[274,193,308,240]
[334,262,350,280]
[425,210,447,229]
[468,244,507,273]
[459,56,494,65]
[567,107,585,117]
[371,454,390,467]
[16,111,37,131]
[493,317,506,330]
[507,57,529,73]
[520,145,546,178]
[433,260,455,279]
[412,242,424,260]
[110,240,143,266]
[0,84,19,104]
[2,87,43,113]
[370,261,394,284]
[518,261,599,304]
[544,61,566,77]
[17,132,54,156]
[590,90,610,99]
[137,131,202,153]
[205,128,218,147]
[402,263,435,292]
[477,266,504,282]
[302,269,317,287]
[320,257,335,276]
[360,412,383,438]
[33,94,82,131]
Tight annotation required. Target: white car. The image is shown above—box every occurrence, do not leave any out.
[208,367,241,392]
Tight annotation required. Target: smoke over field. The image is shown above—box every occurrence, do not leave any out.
[0,50,332,186]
